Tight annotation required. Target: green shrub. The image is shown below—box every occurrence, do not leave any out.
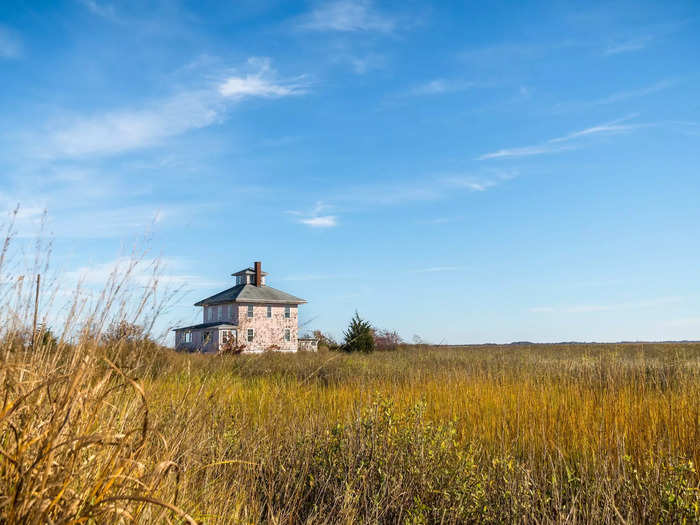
[342,311,375,353]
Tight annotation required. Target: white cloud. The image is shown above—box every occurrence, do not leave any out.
[298,0,396,33]
[290,201,338,228]
[592,80,674,105]
[411,266,461,274]
[299,215,338,228]
[478,144,576,160]
[79,0,117,19]
[331,52,386,74]
[43,58,307,158]
[478,115,643,160]
[47,90,221,157]
[443,170,518,191]
[218,58,309,98]
[409,79,475,96]
[64,256,224,289]
[0,25,22,59]
[604,36,652,56]
[548,115,642,143]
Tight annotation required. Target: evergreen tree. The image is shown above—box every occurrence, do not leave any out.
[342,311,375,353]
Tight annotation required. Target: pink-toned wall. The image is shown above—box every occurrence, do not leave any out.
[237,303,298,352]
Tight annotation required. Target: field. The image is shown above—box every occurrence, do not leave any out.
[2,339,699,523]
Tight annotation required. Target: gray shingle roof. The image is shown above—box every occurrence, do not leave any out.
[173,321,237,331]
[194,284,306,306]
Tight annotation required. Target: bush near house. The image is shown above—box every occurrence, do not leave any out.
[342,311,375,353]
[372,328,403,351]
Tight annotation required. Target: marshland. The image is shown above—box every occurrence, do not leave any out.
[0,230,698,523]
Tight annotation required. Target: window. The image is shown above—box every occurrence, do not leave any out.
[184,332,192,343]
[247,305,254,318]
[227,304,232,319]
[207,307,213,321]
[284,305,291,318]
[284,329,290,342]
[217,305,222,320]
[202,332,210,344]
[247,328,254,342]
[267,305,272,318]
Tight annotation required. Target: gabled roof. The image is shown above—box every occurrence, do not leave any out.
[173,321,237,331]
[194,284,306,306]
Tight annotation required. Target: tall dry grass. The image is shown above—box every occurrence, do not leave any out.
[0,214,698,523]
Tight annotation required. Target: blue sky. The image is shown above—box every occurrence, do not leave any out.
[1,0,699,343]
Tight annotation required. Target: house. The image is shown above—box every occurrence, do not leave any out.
[173,261,317,353]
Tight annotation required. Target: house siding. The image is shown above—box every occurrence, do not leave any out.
[238,303,298,352]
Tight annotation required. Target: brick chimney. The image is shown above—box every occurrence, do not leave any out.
[254,261,262,287]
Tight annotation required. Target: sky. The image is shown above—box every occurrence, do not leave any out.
[0,0,699,344]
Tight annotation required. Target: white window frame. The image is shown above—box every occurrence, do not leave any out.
[184,332,192,343]
[247,328,254,342]
[267,305,272,318]
[284,328,290,342]
[247,305,254,318]
[284,305,291,318]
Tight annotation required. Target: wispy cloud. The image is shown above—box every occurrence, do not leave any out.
[218,57,309,98]
[548,115,641,143]
[331,51,386,74]
[477,144,576,161]
[298,0,396,33]
[592,80,674,105]
[289,202,338,228]
[410,266,462,274]
[553,80,675,113]
[78,0,118,20]
[604,36,653,56]
[42,57,307,158]
[478,115,644,160]
[442,170,517,191]
[64,256,224,289]
[529,296,682,314]
[338,169,517,209]
[0,24,22,59]
[409,79,476,96]
[300,216,338,228]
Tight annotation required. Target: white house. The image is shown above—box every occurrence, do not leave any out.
[173,262,317,353]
